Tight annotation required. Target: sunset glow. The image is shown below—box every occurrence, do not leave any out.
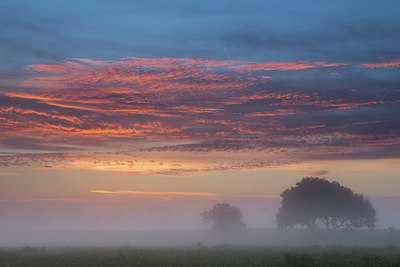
[0,0,399,231]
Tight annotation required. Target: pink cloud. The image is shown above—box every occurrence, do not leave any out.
[359,58,400,69]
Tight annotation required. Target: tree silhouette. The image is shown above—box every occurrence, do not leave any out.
[276,177,377,231]
[201,202,246,232]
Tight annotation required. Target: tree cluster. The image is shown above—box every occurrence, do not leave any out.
[276,177,377,230]
[201,177,377,232]
[200,202,246,232]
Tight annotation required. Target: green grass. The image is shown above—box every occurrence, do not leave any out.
[0,246,400,266]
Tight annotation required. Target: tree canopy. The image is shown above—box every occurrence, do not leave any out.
[201,202,246,232]
[276,177,377,231]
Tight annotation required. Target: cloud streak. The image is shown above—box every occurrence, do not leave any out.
[90,190,219,197]
[359,59,400,69]
[89,189,280,199]
[232,61,345,71]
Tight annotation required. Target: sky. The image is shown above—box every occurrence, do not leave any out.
[0,0,399,230]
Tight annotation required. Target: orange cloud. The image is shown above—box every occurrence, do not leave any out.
[90,190,220,197]
[359,59,400,69]
[232,61,344,71]
[89,190,280,199]
[20,58,345,93]
[21,57,253,92]
[24,61,87,73]
[1,56,397,174]
[244,109,299,117]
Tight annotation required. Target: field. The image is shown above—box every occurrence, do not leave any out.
[1,245,400,266]
[1,229,400,266]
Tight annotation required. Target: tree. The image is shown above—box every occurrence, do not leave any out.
[200,202,246,232]
[276,177,377,231]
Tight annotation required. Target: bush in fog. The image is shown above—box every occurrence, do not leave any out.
[276,177,377,231]
[384,226,400,242]
[201,202,246,232]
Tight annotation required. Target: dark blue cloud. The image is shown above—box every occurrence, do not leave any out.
[1,0,400,73]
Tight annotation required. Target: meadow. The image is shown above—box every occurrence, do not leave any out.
[0,245,400,266]
[0,229,400,266]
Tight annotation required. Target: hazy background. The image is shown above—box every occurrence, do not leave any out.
[1,0,399,247]
[0,196,399,247]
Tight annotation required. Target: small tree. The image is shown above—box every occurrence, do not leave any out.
[276,177,377,231]
[201,202,246,232]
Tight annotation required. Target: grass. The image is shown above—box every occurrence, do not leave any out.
[0,245,400,266]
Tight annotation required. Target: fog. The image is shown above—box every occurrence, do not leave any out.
[0,197,399,247]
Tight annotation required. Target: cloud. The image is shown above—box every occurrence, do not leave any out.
[218,20,400,63]
[1,0,400,179]
[90,190,219,197]
[0,56,399,174]
[359,59,400,69]
[1,57,356,148]
[1,0,399,76]
[0,151,298,175]
[89,189,280,199]
[303,170,329,177]
[232,61,345,71]
[305,144,400,161]
[0,136,79,152]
